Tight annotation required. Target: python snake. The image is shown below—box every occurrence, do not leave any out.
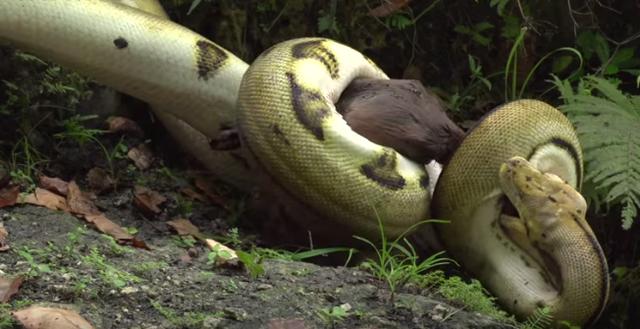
[0,0,609,325]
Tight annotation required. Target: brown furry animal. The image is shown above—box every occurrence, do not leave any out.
[337,79,464,164]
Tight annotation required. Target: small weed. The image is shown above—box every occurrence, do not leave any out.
[175,195,194,218]
[221,278,239,293]
[206,245,236,265]
[82,247,141,289]
[151,300,222,329]
[422,271,510,321]
[254,246,356,265]
[225,227,242,248]
[17,247,52,278]
[316,304,351,327]
[172,235,197,249]
[0,304,17,329]
[354,212,452,301]
[101,235,133,256]
[236,250,265,279]
[519,306,553,329]
[63,226,86,255]
[54,115,126,182]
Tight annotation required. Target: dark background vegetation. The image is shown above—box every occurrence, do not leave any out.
[0,0,639,328]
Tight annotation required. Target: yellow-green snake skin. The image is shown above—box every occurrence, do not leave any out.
[0,0,608,325]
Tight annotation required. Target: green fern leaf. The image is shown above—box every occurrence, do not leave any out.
[554,75,640,229]
[520,306,553,329]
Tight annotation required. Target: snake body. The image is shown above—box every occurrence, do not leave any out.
[0,0,608,325]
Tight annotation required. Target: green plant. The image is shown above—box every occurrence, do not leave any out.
[54,114,125,181]
[354,212,452,300]
[150,299,223,329]
[82,247,141,288]
[518,306,553,329]
[236,250,265,279]
[316,304,351,327]
[63,226,87,255]
[503,27,583,100]
[554,75,640,229]
[422,271,510,321]
[101,234,134,256]
[173,235,198,248]
[206,245,236,265]
[0,304,17,329]
[17,247,52,277]
[254,246,356,265]
[175,195,194,218]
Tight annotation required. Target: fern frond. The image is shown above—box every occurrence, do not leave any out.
[519,306,553,329]
[553,75,640,229]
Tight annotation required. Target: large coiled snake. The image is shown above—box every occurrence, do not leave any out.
[0,0,609,325]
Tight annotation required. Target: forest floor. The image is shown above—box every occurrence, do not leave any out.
[0,112,512,329]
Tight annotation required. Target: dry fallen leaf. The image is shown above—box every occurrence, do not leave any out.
[179,187,208,203]
[0,275,23,302]
[368,0,412,17]
[106,116,143,137]
[133,185,166,215]
[67,181,101,216]
[38,175,69,196]
[13,306,95,329]
[86,167,115,193]
[194,177,229,210]
[127,144,154,170]
[84,214,133,243]
[0,222,8,252]
[21,188,69,212]
[0,185,19,208]
[167,218,206,241]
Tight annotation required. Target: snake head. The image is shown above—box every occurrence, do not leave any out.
[498,156,588,242]
[498,156,608,325]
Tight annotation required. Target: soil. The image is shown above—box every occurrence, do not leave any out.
[0,154,510,329]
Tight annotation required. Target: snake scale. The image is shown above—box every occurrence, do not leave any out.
[0,0,608,325]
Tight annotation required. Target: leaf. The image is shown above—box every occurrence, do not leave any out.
[554,75,640,229]
[0,275,22,302]
[86,167,115,193]
[368,0,412,17]
[84,214,136,244]
[21,188,69,212]
[133,185,167,215]
[194,177,230,210]
[167,218,206,241]
[552,55,574,73]
[67,181,100,216]
[105,116,143,137]
[38,175,69,196]
[187,0,203,15]
[13,306,95,329]
[127,144,154,170]
[0,185,19,208]
[179,187,208,203]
